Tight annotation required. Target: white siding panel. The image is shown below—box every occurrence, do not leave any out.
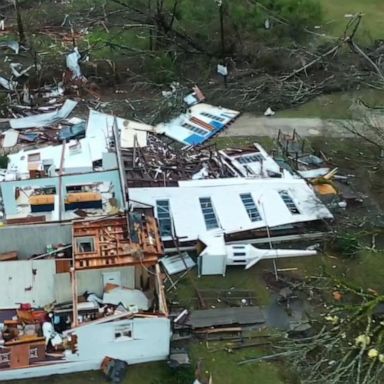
[0,260,55,308]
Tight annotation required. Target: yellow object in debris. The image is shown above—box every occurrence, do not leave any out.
[65,192,101,203]
[314,183,337,195]
[29,194,55,205]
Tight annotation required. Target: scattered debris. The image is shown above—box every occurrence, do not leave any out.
[9,99,78,129]
[101,356,128,383]
[66,47,84,80]
[160,253,196,275]
[264,107,275,116]
[168,348,191,368]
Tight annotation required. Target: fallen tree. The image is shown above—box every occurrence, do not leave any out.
[275,276,384,384]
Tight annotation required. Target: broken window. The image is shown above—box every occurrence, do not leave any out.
[75,237,95,253]
[114,324,133,340]
[279,190,300,214]
[237,153,265,164]
[181,122,207,136]
[27,153,41,162]
[33,186,56,195]
[199,197,219,230]
[240,193,262,222]
[42,159,54,174]
[156,200,172,237]
[68,141,82,155]
[66,184,94,193]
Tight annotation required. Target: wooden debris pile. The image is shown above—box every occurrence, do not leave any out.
[122,136,234,187]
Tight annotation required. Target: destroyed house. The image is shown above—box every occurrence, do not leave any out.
[0,214,170,381]
[120,140,295,190]
[219,143,294,179]
[0,110,125,223]
[129,178,333,248]
[72,214,164,269]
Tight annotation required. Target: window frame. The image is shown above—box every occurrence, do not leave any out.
[278,190,300,215]
[199,197,219,230]
[75,236,96,253]
[181,122,208,136]
[114,324,133,341]
[156,199,173,237]
[240,193,262,222]
[236,153,265,164]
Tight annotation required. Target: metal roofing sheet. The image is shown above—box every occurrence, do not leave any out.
[129,178,333,242]
[155,103,240,145]
[9,99,78,129]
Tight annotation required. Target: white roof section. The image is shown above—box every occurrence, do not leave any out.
[130,178,333,242]
[120,120,153,148]
[155,103,240,146]
[87,110,155,151]
[7,139,94,179]
[199,233,226,256]
[2,129,19,148]
[6,110,119,179]
[9,99,78,129]
[220,143,294,179]
[86,110,114,162]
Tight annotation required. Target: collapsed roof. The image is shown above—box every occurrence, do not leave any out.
[129,177,333,243]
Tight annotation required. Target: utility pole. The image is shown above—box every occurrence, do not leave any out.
[260,198,279,281]
[13,0,26,45]
[148,0,153,50]
[215,0,227,88]
[219,1,225,58]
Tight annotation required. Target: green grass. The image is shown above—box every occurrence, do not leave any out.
[321,0,384,39]
[213,136,274,150]
[279,88,384,119]
[190,342,284,384]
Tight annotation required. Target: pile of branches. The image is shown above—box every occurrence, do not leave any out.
[277,276,384,384]
[204,13,384,112]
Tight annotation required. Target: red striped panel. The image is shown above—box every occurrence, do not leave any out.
[190,116,213,131]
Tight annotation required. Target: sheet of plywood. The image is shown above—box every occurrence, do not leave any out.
[2,129,19,148]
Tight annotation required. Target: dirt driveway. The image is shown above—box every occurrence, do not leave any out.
[223,114,357,138]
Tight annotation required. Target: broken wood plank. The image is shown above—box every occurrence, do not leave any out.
[0,251,17,261]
